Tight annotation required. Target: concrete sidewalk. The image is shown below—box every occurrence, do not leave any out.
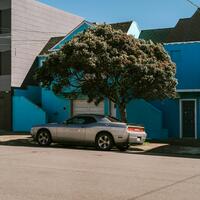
[0,134,30,142]
[0,134,200,157]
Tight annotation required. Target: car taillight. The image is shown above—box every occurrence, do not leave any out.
[127,127,144,132]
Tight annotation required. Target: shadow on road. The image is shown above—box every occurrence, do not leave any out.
[0,135,200,159]
[127,144,200,159]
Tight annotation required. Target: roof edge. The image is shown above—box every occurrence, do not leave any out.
[49,20,93,52]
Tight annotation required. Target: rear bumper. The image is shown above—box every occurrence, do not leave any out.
[128,132,147,144]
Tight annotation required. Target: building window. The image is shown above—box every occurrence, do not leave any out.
[0,51,11,75]
[0,9,11,34]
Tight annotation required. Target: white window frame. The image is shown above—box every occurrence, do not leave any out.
[179,99,197,139]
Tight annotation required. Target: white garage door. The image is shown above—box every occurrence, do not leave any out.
[73,100,104,116]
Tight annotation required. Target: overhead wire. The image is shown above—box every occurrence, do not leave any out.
[185,0,200,8]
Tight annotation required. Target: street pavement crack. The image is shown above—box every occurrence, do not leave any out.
[128,174,200,200]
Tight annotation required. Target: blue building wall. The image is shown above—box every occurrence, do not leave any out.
[41,88,71,123]
[149,42,200,139]
[13,86,46,131]
[155,97,200,140]
[117,99,168,140]
[13,96,46,132]
[14,86,41,105]
[165,42,200,90]
[104,98,110,116]
[151,100,180,139]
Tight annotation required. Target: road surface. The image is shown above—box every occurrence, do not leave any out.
[0,145,199,200]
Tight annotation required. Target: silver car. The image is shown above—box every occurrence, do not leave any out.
[31,114,147,151]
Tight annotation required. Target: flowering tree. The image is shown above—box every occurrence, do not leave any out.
[35,25,177,122]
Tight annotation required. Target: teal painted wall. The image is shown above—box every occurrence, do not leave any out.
[14,86,41,105]
[117,99,168,140]
[41,88,71,123]
[165,42,200,90]
[151,99,180,139]
[13,86,45,132]
[13,96,46,132]
[104,98,110,116]
[150,42,200,139]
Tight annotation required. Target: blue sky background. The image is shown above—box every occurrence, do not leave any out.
[39,0,199,30]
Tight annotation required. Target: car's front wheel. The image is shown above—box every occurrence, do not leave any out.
[37,130,52,146]
[95,133,113,151]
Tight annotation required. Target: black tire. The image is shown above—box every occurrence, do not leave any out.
[95,133,114,151]
[117,144,129,152]
[37,129,52,146]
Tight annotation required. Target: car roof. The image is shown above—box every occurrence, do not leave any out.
[75,114,105,118]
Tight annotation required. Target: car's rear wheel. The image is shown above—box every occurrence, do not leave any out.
[95,133,113,151]
[37,130,52,146]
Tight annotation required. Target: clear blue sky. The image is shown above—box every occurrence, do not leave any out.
[39,0,199,30]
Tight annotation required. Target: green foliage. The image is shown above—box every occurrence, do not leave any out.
[35,24,177,121]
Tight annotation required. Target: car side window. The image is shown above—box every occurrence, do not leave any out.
[66,116,97,125]
[67,117,85,125]
[83,117,97,124]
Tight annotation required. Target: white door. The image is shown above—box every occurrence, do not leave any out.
[73,100,104,116]
[110,101,117,117]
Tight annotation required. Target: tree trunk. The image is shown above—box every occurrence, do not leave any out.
[119,104,127,123]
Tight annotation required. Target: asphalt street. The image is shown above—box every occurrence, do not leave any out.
[0,145,200,200]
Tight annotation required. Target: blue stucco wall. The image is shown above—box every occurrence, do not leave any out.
[13,96,46,132]
[165,42,200,90]
[117,99,168,140]
[13,86,45,132]
[151,99,180,139]
[104,98,110,116]
[14,86,41,105]
[41,89,71,123]
[150,42,200,139]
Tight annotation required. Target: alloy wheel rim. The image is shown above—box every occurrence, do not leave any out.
[38,132,49,145]
[98,135,110,149]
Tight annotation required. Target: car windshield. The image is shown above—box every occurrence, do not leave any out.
[106,116,121,123]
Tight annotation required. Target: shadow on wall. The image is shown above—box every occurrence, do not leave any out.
[121,99,168,140]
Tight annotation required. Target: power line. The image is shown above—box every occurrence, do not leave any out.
[186,0,200,8]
